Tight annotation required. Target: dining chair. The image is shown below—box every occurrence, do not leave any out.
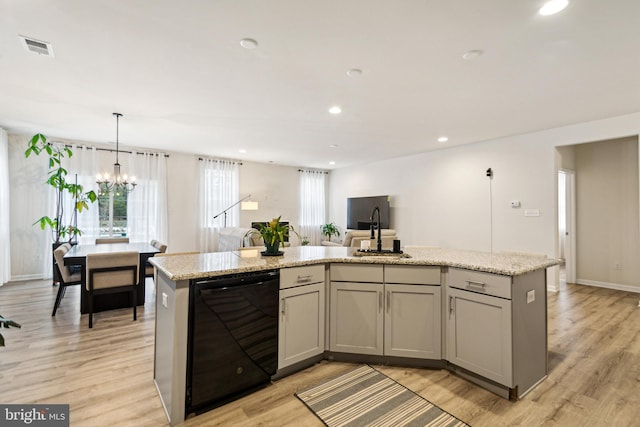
[52,243,82,316]
[86,251,139,328]
[145,240,168,278]
[95,237,130,244]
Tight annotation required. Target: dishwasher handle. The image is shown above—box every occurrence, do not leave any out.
[194,270,279,290]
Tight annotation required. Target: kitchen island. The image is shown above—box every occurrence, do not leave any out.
[151,246,558,426]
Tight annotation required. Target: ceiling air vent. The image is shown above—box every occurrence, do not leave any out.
[19,35,55,57]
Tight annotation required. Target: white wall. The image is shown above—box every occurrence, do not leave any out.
[329,137,555,255]
[8,133,52,280]
[165,155,302,252]
[329,112,640,290]
[239,161,300,231]
[575,137,639,290]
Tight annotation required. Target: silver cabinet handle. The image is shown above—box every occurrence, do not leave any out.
[281,298,286,319]
[378,291,383,313]
[297,274,312,283]
[386,290,390,313]
[449,295,454,315]
[466,280,486,291]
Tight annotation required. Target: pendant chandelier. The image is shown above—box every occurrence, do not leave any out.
[96,112,137,195]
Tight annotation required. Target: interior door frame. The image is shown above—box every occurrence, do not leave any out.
[558,169,576,284]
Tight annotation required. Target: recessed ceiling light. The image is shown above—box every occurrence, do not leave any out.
[239,38,258,49]
[238,149,247,154]
[329,161,336,165]
[462,50,483,60]
[437,136,449,143]
[346,68,362,77]
[539,0,569,16]
[328,106,342,115]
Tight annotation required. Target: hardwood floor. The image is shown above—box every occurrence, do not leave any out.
[1,279,638,426]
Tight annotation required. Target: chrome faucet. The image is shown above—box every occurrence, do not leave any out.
[370,206,382,251]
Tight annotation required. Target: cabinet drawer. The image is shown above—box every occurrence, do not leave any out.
[385,265,441,285]
[330,263,383,283]
[280,264,325,289]
[448,268,511,299]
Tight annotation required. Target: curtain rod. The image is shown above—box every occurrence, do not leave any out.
[198,157,243,165]
[298,169,329,174]
[59,143,169,157]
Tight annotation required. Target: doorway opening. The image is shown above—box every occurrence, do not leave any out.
[558,169,576,287]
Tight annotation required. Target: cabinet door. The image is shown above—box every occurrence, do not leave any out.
[330,282,383,355]
[278,283,325,369]
[446,287,513,386]
[384,284,441,359]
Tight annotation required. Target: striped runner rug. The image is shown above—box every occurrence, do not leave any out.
[295,365,470,427]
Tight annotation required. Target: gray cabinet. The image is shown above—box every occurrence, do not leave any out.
[445,267,547,398]
[329,281,384,355]
[446,286,512,386]
[385,283,441,359]
[329,264,441,360]
[278,265,326,370]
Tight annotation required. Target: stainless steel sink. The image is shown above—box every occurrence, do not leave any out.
[353,249,411,258]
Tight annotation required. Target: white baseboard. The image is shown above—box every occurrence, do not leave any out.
[576,279,640,294]
[9,274,49,282]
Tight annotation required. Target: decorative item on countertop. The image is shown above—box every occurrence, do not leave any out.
[258,216,289,256]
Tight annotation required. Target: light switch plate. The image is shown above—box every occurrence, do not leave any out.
[527,290,535,304]
[162,292,168,308]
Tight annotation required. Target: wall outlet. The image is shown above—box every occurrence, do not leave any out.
[162,292,168,308]
[526,290,535,304]
[614,262,622,270]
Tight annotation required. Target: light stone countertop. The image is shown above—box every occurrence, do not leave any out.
[150,246,560,281]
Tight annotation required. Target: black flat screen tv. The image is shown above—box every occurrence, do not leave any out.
[346,195,390,230]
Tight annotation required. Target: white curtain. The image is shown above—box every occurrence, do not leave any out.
[0,129,10,284]
[198,158,239,252]
[67,145,100,244]
[127,151,169,245]
[299,169,327,245]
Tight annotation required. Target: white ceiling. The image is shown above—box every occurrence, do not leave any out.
[1,1,639,169]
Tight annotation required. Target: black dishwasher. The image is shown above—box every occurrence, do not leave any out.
[186,269,279,415]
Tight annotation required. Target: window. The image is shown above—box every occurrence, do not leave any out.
[197,158,239,252]
[98,191,128,236]
[299,169,327,245]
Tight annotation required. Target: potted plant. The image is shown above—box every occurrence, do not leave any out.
[0,314,21,347]
[258,216,289,255]
[288,225,310,246]
[321,222,340,242]
[25,134,98,243]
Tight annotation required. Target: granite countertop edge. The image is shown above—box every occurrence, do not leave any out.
[150,247,561,282]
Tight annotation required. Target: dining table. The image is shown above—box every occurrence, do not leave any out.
[63,241,160,314]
